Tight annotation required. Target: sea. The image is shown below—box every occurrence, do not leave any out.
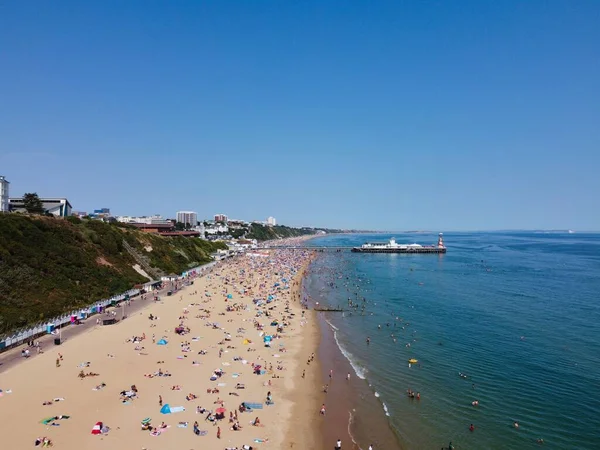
[302,232,600,450]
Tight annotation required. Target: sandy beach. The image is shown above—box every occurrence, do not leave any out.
[0,247,321,450]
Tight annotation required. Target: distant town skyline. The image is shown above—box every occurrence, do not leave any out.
[1,2,599,230]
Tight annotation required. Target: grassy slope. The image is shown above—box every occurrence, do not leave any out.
[0,215,225,334]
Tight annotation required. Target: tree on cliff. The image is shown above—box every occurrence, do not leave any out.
[22,193,45,214]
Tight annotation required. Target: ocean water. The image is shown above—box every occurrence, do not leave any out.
[303,232,600,449]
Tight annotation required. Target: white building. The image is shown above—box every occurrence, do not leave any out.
[0,176,9,212]
[177,211,198,226]
[205,224,229,235]
[267,216,277,226]
[117,214,171,225]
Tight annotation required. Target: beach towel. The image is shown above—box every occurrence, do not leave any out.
[170,406,185,413]
[244,403,263,410]
[217,383,226,387]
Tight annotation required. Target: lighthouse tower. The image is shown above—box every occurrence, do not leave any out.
[437,233,445,248]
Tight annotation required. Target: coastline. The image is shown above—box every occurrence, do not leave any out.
[283,253,324,448]
[304,254,405,450]
[0,247,320,449]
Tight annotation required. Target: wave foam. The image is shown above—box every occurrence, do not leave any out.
[382,402,390,417]
[333,331,367,379]
[325,318,339,331]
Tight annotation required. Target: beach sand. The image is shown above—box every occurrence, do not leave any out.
[0,249,321,450]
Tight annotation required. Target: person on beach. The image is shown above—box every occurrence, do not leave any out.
[217,426,221,439]
[158,395,162,406]
[320,404,326,415]
[346,372,350,381]
[335,438,342,449]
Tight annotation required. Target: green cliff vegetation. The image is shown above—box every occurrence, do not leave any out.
[0,215,225,334]
[246,223,316,241]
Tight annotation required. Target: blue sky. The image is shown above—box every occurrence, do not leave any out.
[1,1,598,230]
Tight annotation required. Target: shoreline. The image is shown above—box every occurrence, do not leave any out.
[283,253,324,448]
[0,247,320,449]
[304,254,404,450]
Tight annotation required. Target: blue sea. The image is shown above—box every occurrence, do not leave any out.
[303,232,600,449]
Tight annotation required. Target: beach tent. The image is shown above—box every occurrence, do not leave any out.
[160,404,184,414]
[227,294,233,299]
[157,339,168,345]
[91,422,103,435]
[263,336,272,347]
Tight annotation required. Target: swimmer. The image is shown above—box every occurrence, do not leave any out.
[514,421,519,429]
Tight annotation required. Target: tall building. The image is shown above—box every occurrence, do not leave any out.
[0,176,9,212]
[177,211,198,226]
[214,213,228,223]
[267,216,277,226]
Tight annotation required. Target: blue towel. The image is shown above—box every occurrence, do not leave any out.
[244,402,263,409]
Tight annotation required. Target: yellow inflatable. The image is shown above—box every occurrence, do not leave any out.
[408,359,418,364]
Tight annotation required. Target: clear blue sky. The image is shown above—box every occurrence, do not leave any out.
[1,1,598,230]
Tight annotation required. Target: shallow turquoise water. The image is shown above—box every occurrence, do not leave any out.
[304,232,600,449]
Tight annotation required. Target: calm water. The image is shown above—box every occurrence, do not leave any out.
[304,232,600,449]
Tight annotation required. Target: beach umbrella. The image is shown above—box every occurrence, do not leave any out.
[215,407,226,414]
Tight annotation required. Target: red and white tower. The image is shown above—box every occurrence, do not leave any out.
[437,233,445,248]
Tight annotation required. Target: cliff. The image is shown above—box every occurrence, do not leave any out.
[245,223,316,241]
[0,215,226,334]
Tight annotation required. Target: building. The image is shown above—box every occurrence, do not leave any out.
[117,215,171,225]
[214,213,228,223]
[0,176,9,212]
[267,216,277,226]
[9,197,72,217]
[205,223,229,235]
[176,211,198,226]
[129,222,175,233]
